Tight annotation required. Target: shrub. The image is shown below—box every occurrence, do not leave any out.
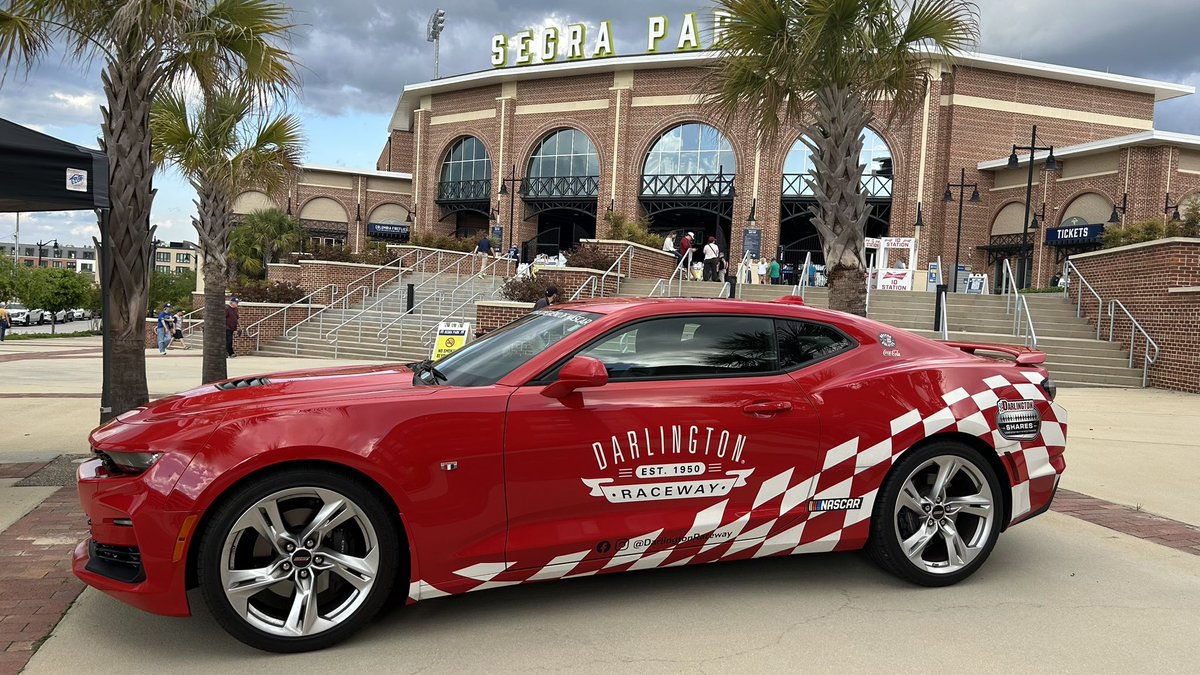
[1019,287,1066,294]
[563,242,617,270]
[353,243,395,266]
[604,212,665,249]
[228,280,306,304]
[1102,218,1200,249]
[500,275,553,303]
[409,232,477,252]
[307,243,356,262]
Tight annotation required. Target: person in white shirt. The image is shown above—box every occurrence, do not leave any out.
[702,236,721,281]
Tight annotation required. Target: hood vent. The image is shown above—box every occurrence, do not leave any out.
[215,377,271,391]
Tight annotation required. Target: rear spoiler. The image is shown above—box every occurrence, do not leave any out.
[943,341,1046,366]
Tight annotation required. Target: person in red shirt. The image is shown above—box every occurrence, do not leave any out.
[225,297,239,358]
[679,231,694,265]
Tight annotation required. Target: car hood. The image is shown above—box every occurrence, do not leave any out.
[118,363,432,422]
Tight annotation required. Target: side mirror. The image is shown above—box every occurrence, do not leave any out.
[542,355,608,399]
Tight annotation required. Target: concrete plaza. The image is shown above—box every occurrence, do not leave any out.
[1,336,1198,673]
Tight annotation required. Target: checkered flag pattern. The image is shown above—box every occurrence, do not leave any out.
[409,371,1067,601]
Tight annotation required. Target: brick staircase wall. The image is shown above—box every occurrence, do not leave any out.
[266,263,302,284]
[297,259,405,297]
[536,267,622,299]
[477,301,535,336]
[1068,238,1200,393]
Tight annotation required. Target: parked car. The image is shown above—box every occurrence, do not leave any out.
[70,308,94,321]
[8,305,44,326]
[45,309,70,323]
[77,297,1066,652]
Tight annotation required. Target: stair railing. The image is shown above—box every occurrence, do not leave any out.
[177,305,206,339]
[1062,260,1103,339]
[792,251,813,300]
[376,290,448,359]
[244,283,340,351]
[569,276,598,302]
[718,281,731,299]
[667,253,691,297]
[648,278,666,297]
[1001,259,1039,348]
[281,286,369,355]
[1108,299,1159,387]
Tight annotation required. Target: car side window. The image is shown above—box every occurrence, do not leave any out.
[577,316,778,380]
[775,319,856,369]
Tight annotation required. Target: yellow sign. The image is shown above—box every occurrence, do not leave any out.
[431,321,471,361]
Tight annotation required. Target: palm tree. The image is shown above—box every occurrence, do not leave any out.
[0,0,296,418]
[152,86,302,383]
[706,0,978,316]
[229,207,303,280]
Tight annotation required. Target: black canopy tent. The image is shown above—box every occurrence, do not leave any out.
[0,118,109,212]
[1,118,114,422]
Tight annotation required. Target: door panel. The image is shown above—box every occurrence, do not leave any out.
[503,374,820,572]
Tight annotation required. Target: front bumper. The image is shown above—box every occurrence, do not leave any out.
[73,458,195,617]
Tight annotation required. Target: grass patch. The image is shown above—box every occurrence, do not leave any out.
[5,330,101,340]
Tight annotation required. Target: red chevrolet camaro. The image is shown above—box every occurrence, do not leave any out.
[76,297,1066,652]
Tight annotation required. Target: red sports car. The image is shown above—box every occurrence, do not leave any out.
[76,297,1066,652]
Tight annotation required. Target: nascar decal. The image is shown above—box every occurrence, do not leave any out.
[808,497,864,512]
[584,426,754,503]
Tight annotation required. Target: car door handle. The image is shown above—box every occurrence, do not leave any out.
[743,401,792,415]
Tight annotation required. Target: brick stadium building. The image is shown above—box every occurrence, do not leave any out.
[237,50,1199,289]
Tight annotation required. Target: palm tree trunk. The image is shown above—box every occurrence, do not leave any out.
[196,183,232,384]
[804,87,872,316]
[98,55,158,415]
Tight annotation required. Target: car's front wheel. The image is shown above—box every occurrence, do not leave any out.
[197,469,401,652]
[868,442,1002,586]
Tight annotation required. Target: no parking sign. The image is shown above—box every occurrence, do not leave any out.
[431,321,471,361]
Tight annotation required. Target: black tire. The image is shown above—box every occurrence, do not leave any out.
[867,441,1003,587]
[196,468,401,652]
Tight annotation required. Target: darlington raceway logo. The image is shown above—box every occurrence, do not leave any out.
[582,426,754,503]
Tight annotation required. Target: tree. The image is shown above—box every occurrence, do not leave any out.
[0,0,297,418]
[147,269,196,314]
[12,267,92,334]
[705,0,978,315]
[0,253,17,301]
[151,87,302,383]
[229,207,303,280]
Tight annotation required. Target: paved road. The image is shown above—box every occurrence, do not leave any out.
[25,512,1200,674]
[2,318,98,336]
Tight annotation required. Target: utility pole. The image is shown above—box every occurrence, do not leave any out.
[427,9,446,79]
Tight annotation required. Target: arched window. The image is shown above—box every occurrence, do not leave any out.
[438,136,491,201]
[642,123,736,196]
[783,128,892,197]
[525,128,600,197]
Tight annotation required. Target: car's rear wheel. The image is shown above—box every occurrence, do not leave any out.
[197,469,400,652]
[868,442,1002,586]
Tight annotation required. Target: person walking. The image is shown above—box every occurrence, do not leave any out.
[769,258,782,285]
[170,310,190,350]
[532,286,559,311]
[702,236,721,282]
[0,303,9,342]
[225,297,239,358]
[154,303,174,354]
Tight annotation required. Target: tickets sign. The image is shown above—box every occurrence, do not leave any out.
[430,321,471,361]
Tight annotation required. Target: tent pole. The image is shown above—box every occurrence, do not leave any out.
[97,208,113,424]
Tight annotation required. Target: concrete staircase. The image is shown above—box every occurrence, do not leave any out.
[255,271,503,362]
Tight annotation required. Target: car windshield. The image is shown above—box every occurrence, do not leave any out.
[417,309,600,387]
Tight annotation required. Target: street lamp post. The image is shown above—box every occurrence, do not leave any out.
[1007,125,1057,289]
[943,167,981,292]
[497,164,520,256]
[36,238,58,267]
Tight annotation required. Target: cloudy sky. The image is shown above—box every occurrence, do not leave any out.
[2,0,1197,248]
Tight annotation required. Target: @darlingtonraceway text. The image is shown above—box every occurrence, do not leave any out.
[616,531,732,551]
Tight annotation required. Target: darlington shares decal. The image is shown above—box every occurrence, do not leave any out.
[407,371,1066,600]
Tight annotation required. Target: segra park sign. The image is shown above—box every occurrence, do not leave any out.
[491,11,732,68]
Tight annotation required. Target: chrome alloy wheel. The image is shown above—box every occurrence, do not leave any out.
[219,487,380,638]
[892,455,996,575]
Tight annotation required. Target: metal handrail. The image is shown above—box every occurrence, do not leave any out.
[243,283,340,350]
[1015,293,1038,349]
[718,281,731,299]
[374,254,509,347]
[669,252,692,296]
[325,250,475,346]
[1108,299,1159,387]
[593,244,634,298]
[377,290,447,358]
[569,276,598,302]
[939,289,949,341]
[418,291,488,347]
[281,286,369,354]
[793,251,813,300]
[1062,260,1103,338]
[648,279,666,297]
[936,255,945,287]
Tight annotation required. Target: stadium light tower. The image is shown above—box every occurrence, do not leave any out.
[427,9,446,79]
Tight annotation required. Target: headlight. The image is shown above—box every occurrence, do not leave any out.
[97,450,162,475]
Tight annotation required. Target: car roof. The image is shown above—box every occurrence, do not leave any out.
[554,297,865,328]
